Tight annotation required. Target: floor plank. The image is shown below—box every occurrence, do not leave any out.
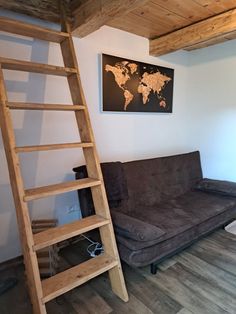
[176,308,194,314]
[175,252,236,294]
[123,265,182,314]
[90,275,154,314]
[189,241,236,276]
[157,258,177,271]
[138,266,228,314]
[0,229,236,314]
[46,295,77,314]
[171,263,236,313]
[0,265,32,314]
[66,284,113,314]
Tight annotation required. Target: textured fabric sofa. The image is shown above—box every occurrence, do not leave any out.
[73,151,236,272]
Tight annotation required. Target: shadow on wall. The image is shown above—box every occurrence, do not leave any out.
[188,40,236,66]
[0,34,49,261]
[54,174,82,226]
[157,50,190,66]
[184,38,236,182]
[157,39,236,67]
[0,183,21,261]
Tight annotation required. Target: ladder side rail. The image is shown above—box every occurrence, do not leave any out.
[0,65,46,314]
[60,10,108,192]
[60,7,129,302]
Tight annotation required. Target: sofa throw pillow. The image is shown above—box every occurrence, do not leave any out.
[111,211,165,242]
[195,178,236,197]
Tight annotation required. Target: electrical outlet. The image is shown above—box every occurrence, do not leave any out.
[67,204,80,213]
[57,204,82,225]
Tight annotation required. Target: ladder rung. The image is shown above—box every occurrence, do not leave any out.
[24,178,101,201]
[7,102,85,111]
[16,142,93,153]
[0,17,69,43]
[33,215,110,251]
[42,254,118,303]
[0,57,77,76]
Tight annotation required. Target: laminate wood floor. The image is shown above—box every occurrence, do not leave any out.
[1,229,236,314]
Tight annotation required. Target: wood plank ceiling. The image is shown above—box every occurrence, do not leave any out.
[108,0,236,39]
[0,0,236,56]
[106,0,236,55]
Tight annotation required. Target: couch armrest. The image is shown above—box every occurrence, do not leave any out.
[111,211,165,242]
[195,178,236,197]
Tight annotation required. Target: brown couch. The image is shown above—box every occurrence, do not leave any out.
[73,151,236,273]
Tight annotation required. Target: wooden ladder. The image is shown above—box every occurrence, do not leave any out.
[0,11,128,314]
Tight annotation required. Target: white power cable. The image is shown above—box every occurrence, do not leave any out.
[80,234,104,257]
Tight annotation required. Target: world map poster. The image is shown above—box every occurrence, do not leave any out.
[102,54,174,113]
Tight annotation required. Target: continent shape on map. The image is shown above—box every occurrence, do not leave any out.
[105,60,171,110]
[105,62,136,110]
[138,72,172,107]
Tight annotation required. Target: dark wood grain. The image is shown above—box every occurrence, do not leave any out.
[1,229,236,314]
[0,0,61,23]
[124,266,182,314]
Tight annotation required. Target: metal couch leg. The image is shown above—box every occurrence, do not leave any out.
[150,263,158,275]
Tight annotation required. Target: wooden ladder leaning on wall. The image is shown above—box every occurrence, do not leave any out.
[0,6,128,314]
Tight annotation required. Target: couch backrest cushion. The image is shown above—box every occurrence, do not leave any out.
[123,151,202,207]
[73,162,128,217]
[74,151,202,217]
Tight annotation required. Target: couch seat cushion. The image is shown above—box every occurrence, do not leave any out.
[114,190,236,250]
[166,190,236,223]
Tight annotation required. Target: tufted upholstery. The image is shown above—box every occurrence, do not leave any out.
[74,151,236,267]
[122,151,202,208]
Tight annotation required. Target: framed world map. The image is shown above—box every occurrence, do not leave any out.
[102,54,174,113]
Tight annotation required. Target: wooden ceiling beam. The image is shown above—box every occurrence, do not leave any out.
[149,8,236,56]
[71,0,148,38]
[184,31,236,51]
[0,0,63,23]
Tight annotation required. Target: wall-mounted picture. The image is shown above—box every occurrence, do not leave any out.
[102,53,174,113]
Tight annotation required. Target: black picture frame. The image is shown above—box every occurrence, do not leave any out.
[102,53,174,113]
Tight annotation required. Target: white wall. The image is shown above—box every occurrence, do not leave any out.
[0,10,85,262]
[75,28,190,160]
[185,41,236,181]
[0,9,216,263]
